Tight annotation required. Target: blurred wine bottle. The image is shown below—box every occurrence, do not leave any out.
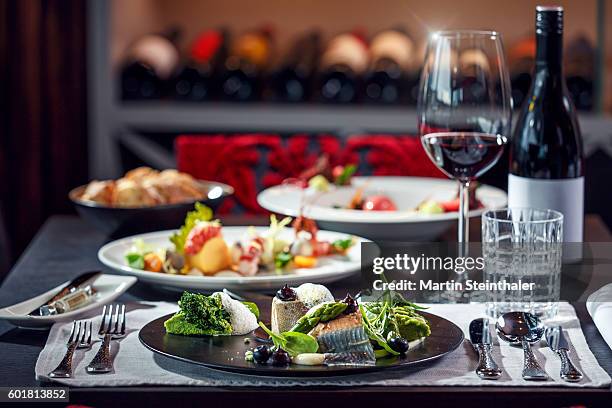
[221,26,273,102]
[270,31,321,102]
[509,34,594,111]
[318,31,369,103]
[173,29,228,101]
[508,36,536,109]
[363,28,414,104]
[565,35,594,111]
[120,28,180,100]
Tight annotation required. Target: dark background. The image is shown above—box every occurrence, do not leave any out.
[0,0,87,278]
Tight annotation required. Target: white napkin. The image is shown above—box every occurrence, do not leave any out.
[36,302,611,388]
[587,283,612,349]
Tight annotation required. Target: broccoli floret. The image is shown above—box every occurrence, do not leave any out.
[166,292,232,335]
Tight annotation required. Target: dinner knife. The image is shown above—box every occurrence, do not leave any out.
[469,318,502,379]
[29,271,102,316]
[545,326,583,382]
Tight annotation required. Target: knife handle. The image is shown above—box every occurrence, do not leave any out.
[557,349,583,382]
[474,343,502,380]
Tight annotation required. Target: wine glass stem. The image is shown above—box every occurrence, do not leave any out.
[458,180,470,258]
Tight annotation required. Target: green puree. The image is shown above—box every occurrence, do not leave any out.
[164,292,232,336]
[394,307,431,341]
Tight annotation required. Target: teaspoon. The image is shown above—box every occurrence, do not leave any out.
[496,311,549,381]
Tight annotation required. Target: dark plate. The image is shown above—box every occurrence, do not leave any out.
[69,180,233,238]
[138,311,464,377]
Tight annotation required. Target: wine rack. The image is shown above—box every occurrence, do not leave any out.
[87,0,612,180]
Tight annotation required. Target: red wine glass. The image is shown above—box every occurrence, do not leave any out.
[418,31,512,259]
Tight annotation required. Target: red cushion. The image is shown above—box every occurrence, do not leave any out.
[344,135,445,178]
[176,133,444,214]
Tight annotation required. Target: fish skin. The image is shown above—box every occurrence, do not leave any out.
[309,312,376,366]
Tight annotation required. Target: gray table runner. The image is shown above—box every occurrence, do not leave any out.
[35,302,611,388]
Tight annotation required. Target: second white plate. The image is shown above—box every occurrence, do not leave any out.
[257,176,507,241]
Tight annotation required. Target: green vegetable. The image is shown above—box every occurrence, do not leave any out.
[290,302,348,333]
[241,301,260,320]
[169,202,213,254]
[274,251,293,269]
[164,292,232,336]
[245,350,254,362]
[259,322,319,357]
[334,164,357,185]
[332,237,354,252]
[125,253,144,269]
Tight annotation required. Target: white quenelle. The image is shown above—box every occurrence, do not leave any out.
[215,292,259,335]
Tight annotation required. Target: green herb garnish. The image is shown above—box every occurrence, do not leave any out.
[125,253,144,269]
[258,322,319,357]
[334,164,357,185]
[169,202,213,254]
[241,301,260,320]
[332,237,354,252]
[274,251,293,269]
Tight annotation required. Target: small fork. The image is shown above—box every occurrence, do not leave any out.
[49,320,92,378]
[86,304,126,374]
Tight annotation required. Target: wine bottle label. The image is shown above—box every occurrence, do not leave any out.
[508,174,584,242]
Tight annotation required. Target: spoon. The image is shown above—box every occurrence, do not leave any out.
[495,312,549,381]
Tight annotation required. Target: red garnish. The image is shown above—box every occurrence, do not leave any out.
[440,197,461,212]
[184,223,221,254]
[362,195,397,211]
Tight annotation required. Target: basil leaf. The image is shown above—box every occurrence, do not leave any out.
[241,301,260,319]
[258,322,319,357]
[281,332,319,356]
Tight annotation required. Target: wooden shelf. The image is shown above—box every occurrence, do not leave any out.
[116,102,419,134]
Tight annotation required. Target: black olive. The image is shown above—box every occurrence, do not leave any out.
[271,347,291,366]
[276,284,297,301]
[253,345,271,364]
[388,337,409,354]
[342,293,358,314]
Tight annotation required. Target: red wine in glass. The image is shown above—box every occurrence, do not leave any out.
[421,132,507,182]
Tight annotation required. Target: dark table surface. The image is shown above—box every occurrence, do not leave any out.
[0,215,611,407]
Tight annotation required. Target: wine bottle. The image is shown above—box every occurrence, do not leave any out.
[318,32,369,103]
[270,31,321,102]
[173,29,227,101]
[565,35,594,111]
[508,6,585,245]
[120,29,180,100]
[221,26,273,102]
[363,28,414,104]
[508,36,536,109]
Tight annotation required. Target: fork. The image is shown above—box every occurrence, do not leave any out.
[49,320,93,378]
[86,304,126,374]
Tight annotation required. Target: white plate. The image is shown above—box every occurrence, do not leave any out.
[98,227,368,291]
[0,274,136,328]
[257,176,507,241]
